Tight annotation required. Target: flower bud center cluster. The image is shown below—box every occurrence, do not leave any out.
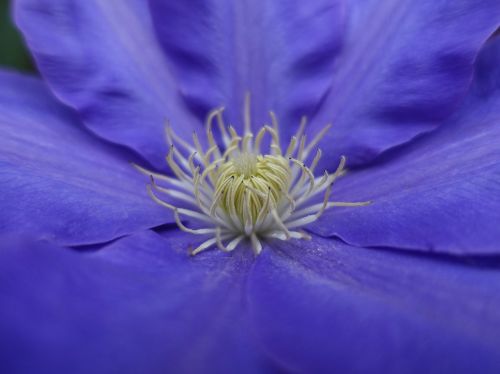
[136,95,370,255]
[215,153,291,224]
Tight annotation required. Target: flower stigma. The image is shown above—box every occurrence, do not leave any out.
[135,95,370,255]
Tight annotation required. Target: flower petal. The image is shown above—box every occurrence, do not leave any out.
[0,70,169,245]
[149,0,500,169]
[311,0,500,169]
[0,231,278,373]
[148,0,346,130]
[14,0,198,169]
[248,236,500,373]
[310,36,500,255]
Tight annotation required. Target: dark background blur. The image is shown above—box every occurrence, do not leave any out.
[0,0,35,72]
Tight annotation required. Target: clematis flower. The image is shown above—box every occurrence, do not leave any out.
[1,0,500,372]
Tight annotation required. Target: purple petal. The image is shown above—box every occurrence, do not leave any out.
[149,0,345,130]
[150,0,500,170]
[14,0,198,169]
[248,236,500,373]
[0,70,169,245]
[311,0,500,169]
[310,36,500,255]
[0,231,277,373]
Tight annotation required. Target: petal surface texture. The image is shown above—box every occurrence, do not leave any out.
[148,0,345,130]
[0,70,168,245]
[312,36,500,255]
[1,233,500,373]
[0,231,275,374]
[14,0,197,169]
[149,0,500,168]
[248,237,500,373]
[311,0,500,167]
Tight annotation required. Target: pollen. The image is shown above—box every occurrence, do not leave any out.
[134,94,370,255]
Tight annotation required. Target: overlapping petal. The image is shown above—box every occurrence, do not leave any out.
[248,236,500,373]
[311,36,500,255]
[15,0,500,170]
[14,0,198,169]
[4,230,498,374]
[311,0,500,169]
[0,70,169,245]
[0,231,276,374]
[151,0,500,170]
[149,0,346,131]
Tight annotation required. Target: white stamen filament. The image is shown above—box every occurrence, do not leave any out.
[135,97,370,255]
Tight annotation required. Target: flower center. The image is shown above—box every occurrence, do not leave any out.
[134,95,371,255]
[215,153,291,224]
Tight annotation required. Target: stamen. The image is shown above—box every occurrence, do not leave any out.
[254,127,268,152]
[137,99,370,255]
[269,111,279,135]
[225,235,245,252]
[309,149,322,173]
[250,233,263,255]
[303,124,332,159]
[165,121,197,156]
[191,238,218,256]
[215,108,231,147]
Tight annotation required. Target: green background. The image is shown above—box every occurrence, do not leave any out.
[0,0,34,72]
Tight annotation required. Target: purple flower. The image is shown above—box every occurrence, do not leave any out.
[1,0,500,373]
